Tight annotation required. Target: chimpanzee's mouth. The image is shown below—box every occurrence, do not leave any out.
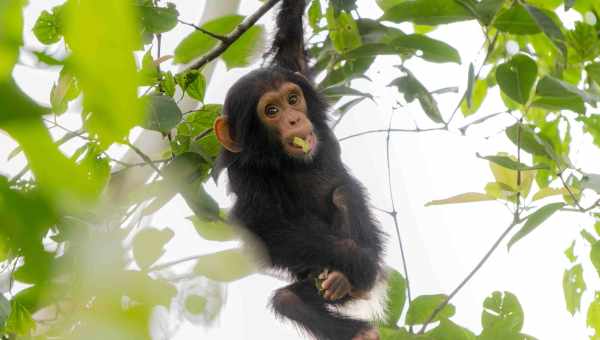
[286,132,317,156]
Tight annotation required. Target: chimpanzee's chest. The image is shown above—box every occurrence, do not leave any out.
[282,169,343,221]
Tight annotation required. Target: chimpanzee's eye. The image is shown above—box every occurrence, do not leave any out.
[288,93,299,105]
[265,105,279,117]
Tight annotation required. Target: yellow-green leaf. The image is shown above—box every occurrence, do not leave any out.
[193,248,258,282]
[425,192,495,206]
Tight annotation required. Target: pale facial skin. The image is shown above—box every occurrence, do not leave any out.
[256,82,318,158]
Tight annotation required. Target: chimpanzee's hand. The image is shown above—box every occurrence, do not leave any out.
[318,269,371,301]
[319,269,351,301]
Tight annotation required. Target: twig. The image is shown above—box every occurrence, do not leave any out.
[186,0,282,71]
[125,141,163,175]
[338,127,446,142]
[383,114,413,330]
[557,171,585,211]
[178,19,228,42]
[418,218,520,333]
[148,253,205,272]
[458,110,510,135]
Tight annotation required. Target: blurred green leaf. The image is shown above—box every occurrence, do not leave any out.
[193,248,257,282]
[591,241,600,278]
[132,227,174,269]
[537,75,600,105]
[474,0,505,26]
[381,0,474,25]
[382,269,407,327]
[568,22,600,62]
[65,0,143,146]
[186,216,237,241]
[50,68,80,115]
[406,294,454,325]
[563,264,586,315]
[142,94,183,133]
[481,291,524,333]
[588,62,600,86]
[0,80,47,124]
[4,300,34,336]
[581,114,600,148]
[160,71,176,97]
[121,270,177,307]
[0,0,25,80]
[389,70,443,123]
[0,294,10,328]
[532,187,569,201]
[185,295,207,315]
[137,1,179,33]
[496,54,537,105]
[376,0,404,11]
[425,192,495,206]
[508,202,565,249]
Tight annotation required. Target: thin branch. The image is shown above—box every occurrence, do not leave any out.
[125,141,163,175]
[458,110,510,135]
[445,31,499,127]
[384,114,413,329]
[561,198,600,213]
[178,19,228,42]
[557,172,585,211]
[418,218,520,334]
[148,253,205,272]
[338,127,445,142]
[186,0,282,71]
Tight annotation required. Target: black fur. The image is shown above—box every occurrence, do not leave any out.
[214,1,385,339]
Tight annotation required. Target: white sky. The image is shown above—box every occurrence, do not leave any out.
[2,1,600,339]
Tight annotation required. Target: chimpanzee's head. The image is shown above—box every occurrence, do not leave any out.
[214,66,330,172]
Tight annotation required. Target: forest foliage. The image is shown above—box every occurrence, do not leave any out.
[1,0,600,339]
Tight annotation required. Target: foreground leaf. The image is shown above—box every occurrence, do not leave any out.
[381,0,474,25]
[193,248,257,282]
[496,54,537,105]
[481,291,523,333]
[406,294,454,325]
[132,228,175,269]
[382,269,407,327]
[186,216,237,241]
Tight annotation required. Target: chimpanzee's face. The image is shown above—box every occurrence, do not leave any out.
[256,82,318,159]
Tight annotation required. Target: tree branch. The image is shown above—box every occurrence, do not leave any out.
[338,127,446,142]
[178,19,228,42]
[185,0,282,71]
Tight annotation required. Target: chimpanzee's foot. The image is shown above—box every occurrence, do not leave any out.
[351,327,379,340]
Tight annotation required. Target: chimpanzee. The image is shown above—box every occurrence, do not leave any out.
[212,1,384,339]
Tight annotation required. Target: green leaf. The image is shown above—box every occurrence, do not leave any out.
[185,71,206,101]
[138,2,179,33]
[496,54,537,105]
[33,8,63,45]
[381,0,475,25]
[382,269,407,327]
[537,75,599,106]
[581,114,600,148]
[376,0,404,11]
[567,22,600,62]
[322,85,372,102]
[132,227,174,269]
[474,0,505,26]
[426,319,476,340]
[507,202,565,249]
[138,50,159,86]
[4,300,35,336]
[175,15,264,68]
[425,192,495,206]
[160,71,176,97]
[50,68,80,115]
[564,240,576,262]
[532,187,569,201]
[478,154,548,171]
[493,5,540,35]
[327,9,362,53]
[563,264,586,315]
[505,124,552,158]
[186,216,237,241]
[390,34,461,64]
[481,291,524,333]
[193,248,257,282]
[591,241,600,278]
[524,5,567,58]
[65,0,143,146]
[308,0,322,30]
[588,292,600,335]
[587,62,600,86]
[406,294,454,325]
[461,77,487,116]
[142,94,183,133]
[389,70,443,123]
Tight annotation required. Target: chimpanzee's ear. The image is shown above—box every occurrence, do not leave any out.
[214,116,242,153]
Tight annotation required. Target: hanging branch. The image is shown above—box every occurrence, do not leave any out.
[383,114,414,329]
[185,0,282,72]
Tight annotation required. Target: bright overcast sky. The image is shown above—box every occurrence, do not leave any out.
[2,1,600,339]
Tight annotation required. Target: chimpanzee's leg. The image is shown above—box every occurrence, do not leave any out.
[270,279,378,340]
